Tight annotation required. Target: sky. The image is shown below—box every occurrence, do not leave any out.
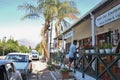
[0,0,102,47]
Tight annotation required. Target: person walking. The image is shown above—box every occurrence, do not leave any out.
[68,40,77,70]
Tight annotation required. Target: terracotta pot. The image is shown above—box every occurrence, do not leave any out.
[61,72,69,79]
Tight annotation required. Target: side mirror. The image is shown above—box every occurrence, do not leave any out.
[8,68,13,73]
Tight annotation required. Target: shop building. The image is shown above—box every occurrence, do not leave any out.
[54,0,120,79]
[54,0,120,53]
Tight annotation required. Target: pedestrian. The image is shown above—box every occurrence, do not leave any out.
[68,40,77,70]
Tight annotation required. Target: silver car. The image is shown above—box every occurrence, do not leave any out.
[5,53,32,80]
[0,60,22,80]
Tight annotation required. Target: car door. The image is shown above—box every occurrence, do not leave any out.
[5,63,22,80]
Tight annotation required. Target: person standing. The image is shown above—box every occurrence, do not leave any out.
[68,40,77,70]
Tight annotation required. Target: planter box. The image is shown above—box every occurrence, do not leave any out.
[61,72,69,79]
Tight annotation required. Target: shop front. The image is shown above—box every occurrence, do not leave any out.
[54,0,120,79]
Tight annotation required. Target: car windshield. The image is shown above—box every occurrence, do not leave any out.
[32,52,38,54]
[31,51,38,54]
[6,55,28,62]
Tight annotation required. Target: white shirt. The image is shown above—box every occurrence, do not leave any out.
[68,44,76,58]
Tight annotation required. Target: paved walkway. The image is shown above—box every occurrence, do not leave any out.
[38,70,55,80]
[36,61,62,80]
[37,62,76,80]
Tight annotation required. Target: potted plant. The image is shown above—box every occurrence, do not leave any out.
[90,46,96,53]
[84,45,90,53]
[47,64,55,71]
[60,67,70,79]
[104,43,112,54]
[98,44,105,54]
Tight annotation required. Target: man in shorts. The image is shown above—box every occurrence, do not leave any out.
[68,40,77,70]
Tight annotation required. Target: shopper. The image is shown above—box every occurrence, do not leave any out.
[68,40,77,70]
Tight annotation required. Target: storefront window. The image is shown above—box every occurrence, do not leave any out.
[65,43,71,52]
[112,29,119,45]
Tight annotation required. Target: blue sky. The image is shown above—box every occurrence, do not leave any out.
[0,0,102,46]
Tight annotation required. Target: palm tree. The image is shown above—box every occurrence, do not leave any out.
[18,0,80,60]
[40,27,49,59]
[55,0,79,36]
[18,0,58,60]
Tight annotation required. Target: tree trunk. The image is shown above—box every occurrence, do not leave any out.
[41,39,49,61]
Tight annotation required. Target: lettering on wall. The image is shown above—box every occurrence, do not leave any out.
[96,4,120,27]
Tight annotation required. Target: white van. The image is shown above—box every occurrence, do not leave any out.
[30,50,39,60]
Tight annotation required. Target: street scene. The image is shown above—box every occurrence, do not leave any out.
[0,0,120,80]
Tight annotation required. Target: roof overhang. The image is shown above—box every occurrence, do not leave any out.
[54,0,113,39]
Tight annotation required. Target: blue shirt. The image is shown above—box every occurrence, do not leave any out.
[68,44,76,58]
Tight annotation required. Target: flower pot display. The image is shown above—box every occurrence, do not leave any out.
[104,43,112,54]
[60,67,70,79]
[61,72,69,79]
[105,49,112,54]
[97,43,105,54]
[99,49,105,54]
[90,49,95,53]
[85,50,90,53]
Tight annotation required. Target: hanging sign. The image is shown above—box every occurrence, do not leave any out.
[96,4,120,27]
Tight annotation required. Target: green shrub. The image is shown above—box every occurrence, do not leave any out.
[104,43,112,49]
[47,65,55,71]
[60,67,69,73]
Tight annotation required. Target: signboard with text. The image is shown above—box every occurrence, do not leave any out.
[96,4,120,27]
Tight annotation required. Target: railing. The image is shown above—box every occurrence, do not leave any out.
[75,53,120,80]
[50,51,65,66]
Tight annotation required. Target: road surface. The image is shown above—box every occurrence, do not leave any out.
[28,60,50,80]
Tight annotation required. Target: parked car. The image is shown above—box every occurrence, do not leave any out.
[30,50,39,60]
[0,60,22,80]
[5,53,32,80]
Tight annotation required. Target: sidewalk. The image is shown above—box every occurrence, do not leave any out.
[37,61,62,80]
[37,70,55,80]
[37,62,76,80]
